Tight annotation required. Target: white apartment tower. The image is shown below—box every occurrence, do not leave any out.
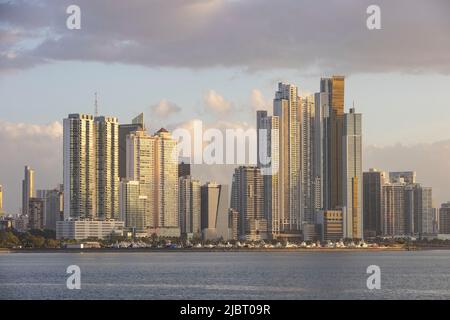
[63,114,119,220]
[95,116,119,219]
[257,111,280,237]
[64,114,96,219]
[342,108,363,239]
[273,82,302,234]
[22,166,35,215]
[179,176,201,237]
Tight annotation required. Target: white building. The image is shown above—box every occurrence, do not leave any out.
[22,166,35,215]
[63,114,119,220]
[95,116,119,219]
[273,82,302,234]
[179,176,201,238]
[256,112,280,237]
[119,180,148,232]
[56,219,124,240]
[342,108,363,239]
[64,114,97,219]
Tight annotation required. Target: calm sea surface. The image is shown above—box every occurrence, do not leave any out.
[1,251,450,300]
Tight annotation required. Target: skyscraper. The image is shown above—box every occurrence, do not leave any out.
[0,185,3,216]
[64,114,96,219]
[363,169,386,237]
[382,181,406,236]
[28,197,44,230]
[119,179,148,232]
[22,166,35,215]
[95,116,119,219]
[118,113,144,180]
[126,128,179,236]
[44,188,64,230]
[64,114,119,221]
[439,202,450,234]
[321,76,345,211]
[342,108,363,239]
[201,182,229,241]
[256,112,280,237]
[178,161,191,178]
[273,82,302,234]
[231,166,268,241]
[301,94,316,224]
[153,128,179,234]
[179,176,201,238]
[404,184,433,235]
[389,171,416,185]
[126,129,153,226]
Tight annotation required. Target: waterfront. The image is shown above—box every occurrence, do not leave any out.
[1,251,450,299]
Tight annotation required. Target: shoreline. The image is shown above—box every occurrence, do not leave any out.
[0,246,417,254]
[2,246,450,254]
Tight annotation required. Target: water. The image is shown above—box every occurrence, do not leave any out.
[1,250,450,299]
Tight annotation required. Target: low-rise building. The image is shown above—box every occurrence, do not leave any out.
[56,219,124,240]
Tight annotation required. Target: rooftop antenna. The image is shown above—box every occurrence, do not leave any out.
[94,92,98,117]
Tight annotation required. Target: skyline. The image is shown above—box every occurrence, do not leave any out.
[2,0,450,213]
[1,77,449,214]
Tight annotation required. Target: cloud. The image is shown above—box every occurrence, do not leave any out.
[203,90,233,114]
[150,99,181,118]
[0,120,63,214]
[1,0,449,74]
[250,89,271,111]
[364,140,450,207]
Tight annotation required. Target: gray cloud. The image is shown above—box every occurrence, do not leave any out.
[1,0,450,74]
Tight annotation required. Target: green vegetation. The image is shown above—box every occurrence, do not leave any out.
[0,229,61,248]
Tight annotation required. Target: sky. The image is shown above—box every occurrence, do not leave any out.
[1,0,450,213]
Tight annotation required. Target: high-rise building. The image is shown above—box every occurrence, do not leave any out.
[37,188,64,231]
[342,108,362,239]
[301,95,316,224]
[273,82,302,234]
[389,172,416,185]
[64,114,119,220]
[0,184,4,216]
[179,176,201,238]
[95,116,119,219]
[317,210,343,242]
[22,166,35,215]
[312,92,328,214]
[28,197,44,230]
[126,129,153,226]
[439,202,450,234]
[231,166,268,241]
[363,169,386,237]
[321,76,345,211]
[126,128,179,236]
[63,114,96,219]
[256,112,280,237]
[153,128,179,234]
[178,161,191,178]
[228,209,239,241]
[119,113,144,180]
[119,179,148,232]
[404,184,433,235]
[201,182,229,241]
[382,181,406,236]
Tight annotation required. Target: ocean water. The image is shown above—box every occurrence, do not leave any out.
[1,250,450,300]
